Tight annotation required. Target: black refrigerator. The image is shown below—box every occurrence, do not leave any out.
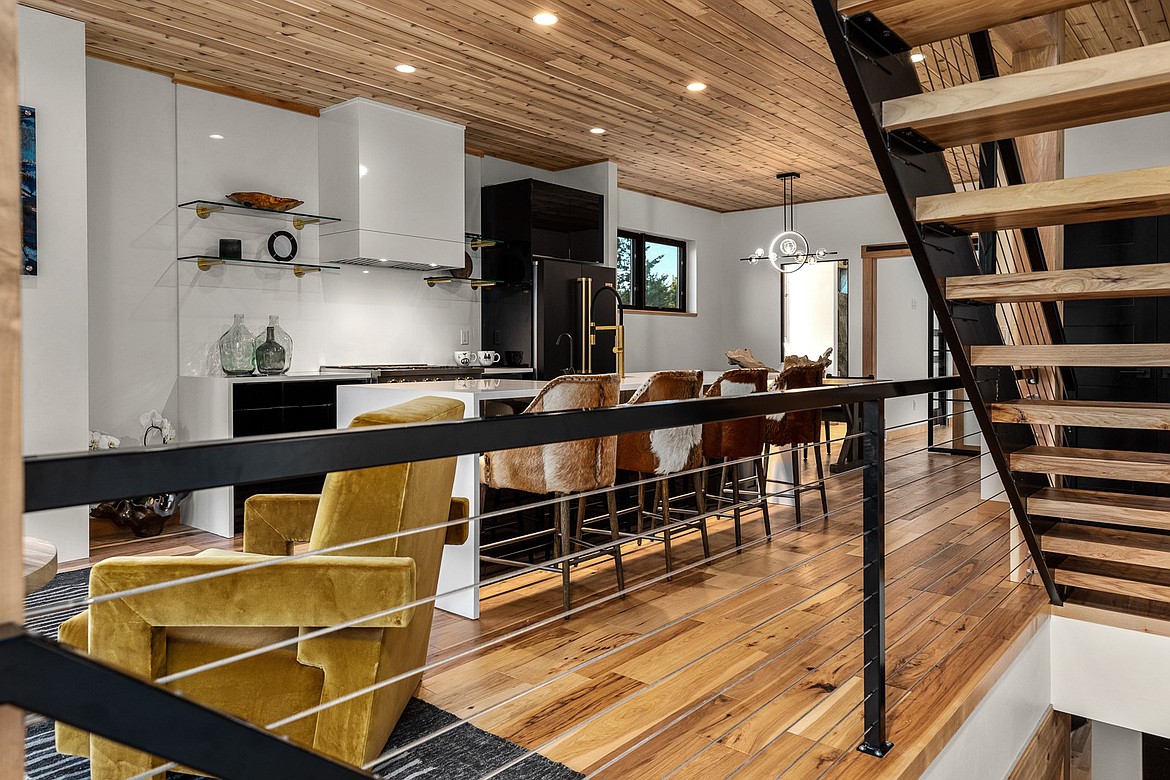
[480,179,616,380]
[481,258,617,380]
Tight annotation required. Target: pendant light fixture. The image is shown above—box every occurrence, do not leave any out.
[741,172,838,273]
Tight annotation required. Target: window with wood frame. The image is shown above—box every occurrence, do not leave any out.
[616,231,688,313]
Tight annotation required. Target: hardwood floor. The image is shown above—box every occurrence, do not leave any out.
[65,428,1048,777]
[415,431,1047,778]
[61,517,239,572]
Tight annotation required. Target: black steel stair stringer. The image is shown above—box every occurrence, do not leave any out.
[811,1,1062,605]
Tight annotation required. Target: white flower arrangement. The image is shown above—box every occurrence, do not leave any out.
[140,410,176,446]
[89,431,121,451]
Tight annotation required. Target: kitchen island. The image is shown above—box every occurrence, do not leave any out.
[336,373,726,618]
[337,372,882,619]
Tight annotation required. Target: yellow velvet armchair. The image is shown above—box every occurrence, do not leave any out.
[56,396,469,778]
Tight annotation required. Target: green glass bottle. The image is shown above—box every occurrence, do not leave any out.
[252,315,293,374]
[255,326,287,375]
[217,314,255,376]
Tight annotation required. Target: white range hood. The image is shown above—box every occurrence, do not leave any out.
[319,98,465,271]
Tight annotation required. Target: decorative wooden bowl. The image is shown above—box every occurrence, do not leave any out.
[451,251,474,279]
[226,191,305,211]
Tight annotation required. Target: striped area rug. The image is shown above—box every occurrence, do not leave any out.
[24,570,582,780]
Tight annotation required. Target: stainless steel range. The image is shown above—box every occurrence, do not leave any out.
[320,363,484,383]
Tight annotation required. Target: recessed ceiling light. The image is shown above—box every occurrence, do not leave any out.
[910,52,926,63]
[686,82,707,92]
[589,127,606,134]
[209,133,224,140]
[379,258,388,263]
[362,269,370,274]
[429,263,439,267]
[533,11,558,25]
[395,64,417,74]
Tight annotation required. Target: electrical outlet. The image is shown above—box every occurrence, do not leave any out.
[911,298,918,310]
[459,329,470,346]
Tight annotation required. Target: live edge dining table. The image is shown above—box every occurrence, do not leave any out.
[336,372,885,619]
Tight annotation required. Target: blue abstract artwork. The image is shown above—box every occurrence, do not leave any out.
[20,106,37,276]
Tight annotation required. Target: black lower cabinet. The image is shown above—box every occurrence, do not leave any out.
[230,378,369,530]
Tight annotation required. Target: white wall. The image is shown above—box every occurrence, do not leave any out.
[1051,616,1170,739]
[617,189,726,371]
[87,63,481,443]
[921,620,1052,780]
[1092,721,1144,780]
[87,59,178,443]
[19,7,90,561]
[1066,113,1170,178]
[721,193,928,428]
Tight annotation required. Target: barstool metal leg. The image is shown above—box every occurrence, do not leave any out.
[607,490,625,598]
[576,495,587,540]
[731,462,743,553]
[557,496,572,618]
[790,447,803,530]
[661,478,673,579]
[814,444,829,524]
[635,475,645,545]
[693,472,711,562]
[754,458,772,539]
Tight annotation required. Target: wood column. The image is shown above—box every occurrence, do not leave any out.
[997,13,1066,269]
[1,0,25,774]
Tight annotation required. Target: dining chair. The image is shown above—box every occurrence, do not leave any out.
[766,350,833,529]
[616,370,707,578]
[702,368,771,551]
[481,373,622,615]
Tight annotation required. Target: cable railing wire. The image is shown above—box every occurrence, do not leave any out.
[18,381,1016,779]
[583,491,1016,778]
[714,535,1031,780]
[384,467,1009,774]
[488,483,1020,780]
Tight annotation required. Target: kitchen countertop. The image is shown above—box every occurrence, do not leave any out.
[182,370,377,384]
[337,369,877,402]
[481,367,535,375]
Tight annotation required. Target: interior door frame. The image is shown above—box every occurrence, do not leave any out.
[861,242,977,451]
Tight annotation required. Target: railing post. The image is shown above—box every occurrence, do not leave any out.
[858,397,892,758]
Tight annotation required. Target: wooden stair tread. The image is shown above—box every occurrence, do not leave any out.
[917,165,1170,232]
[883,42,1170,148]
[1042,523,1170,569]
[969,343,1170,367]
[1011,446,1170,484]
[1029,487,1170,532]
[1054,558,1170,603]
[991,399,1170,430]
[945,264,1170,303]
[838,0,1095,47]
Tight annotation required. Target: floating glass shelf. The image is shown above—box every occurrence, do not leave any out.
[179,255,340,277]
[465,233,505,249]
[424,276,503,289]
[179,200,341,230]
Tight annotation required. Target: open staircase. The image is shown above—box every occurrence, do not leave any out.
[815,0,1170,616]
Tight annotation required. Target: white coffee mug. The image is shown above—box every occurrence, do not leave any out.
[454,351,474,367]
[477,350,501,365]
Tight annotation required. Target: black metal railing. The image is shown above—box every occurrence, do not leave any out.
[9,376,968,777]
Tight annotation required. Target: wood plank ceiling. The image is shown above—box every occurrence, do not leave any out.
[18,0,1170,211]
